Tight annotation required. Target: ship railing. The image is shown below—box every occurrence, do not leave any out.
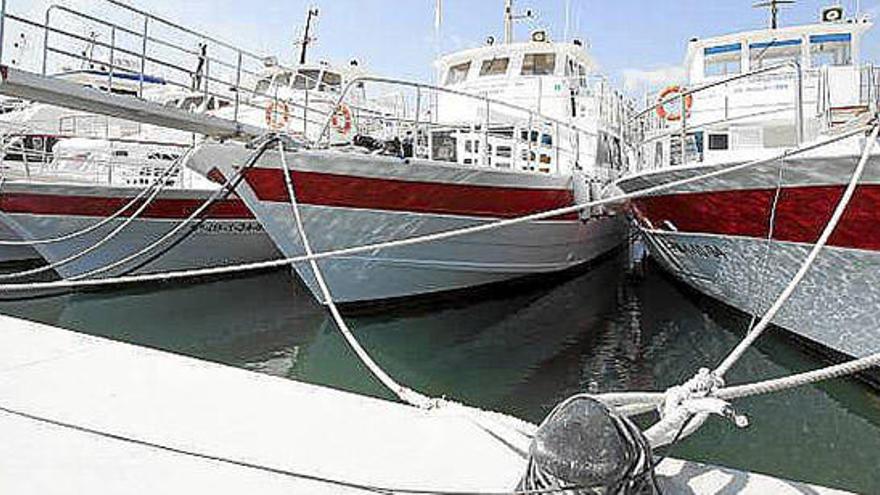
[317,75,630,178]
[0,0,359,138]
[628,62,807,168]
[0,116,191,184]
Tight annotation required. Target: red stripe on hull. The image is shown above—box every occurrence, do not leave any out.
[0,193,255,219]
[633,184,880,251]
[243,168,578,220]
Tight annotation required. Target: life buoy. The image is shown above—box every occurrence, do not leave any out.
[655,85,693,122]
[330,104,353,135]
[265,101,290,130]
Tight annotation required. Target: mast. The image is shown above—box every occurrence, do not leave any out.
[298,8,319,65]
[504,0,513,44]
[503,0,532,44]
[753,0,795,29]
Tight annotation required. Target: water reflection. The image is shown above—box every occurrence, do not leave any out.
[0,254,878,492]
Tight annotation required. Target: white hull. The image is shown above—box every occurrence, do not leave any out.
[0,221,40,264]
[619,140,880,360]
[0,181,280,279]
[189,145,626,303]
[642,229,880,360]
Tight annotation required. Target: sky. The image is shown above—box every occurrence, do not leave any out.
[11,0,880,94]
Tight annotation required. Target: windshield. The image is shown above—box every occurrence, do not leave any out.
[704,43,742,77]
[750,39,801,70]
[521,53,556,76]
[293,69,320,90]
[255,77,272,95]
[445,62,471,85]
[321,71,342,92]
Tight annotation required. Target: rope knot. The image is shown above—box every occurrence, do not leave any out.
[659,368,723,419]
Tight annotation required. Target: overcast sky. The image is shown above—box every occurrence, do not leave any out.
[11,0,880,93]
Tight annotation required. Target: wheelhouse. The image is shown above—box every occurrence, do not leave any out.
[637,12,876,171]
[432,37,629,177]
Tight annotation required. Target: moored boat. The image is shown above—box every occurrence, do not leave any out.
[617,5,880,361]
[188,1,632,304]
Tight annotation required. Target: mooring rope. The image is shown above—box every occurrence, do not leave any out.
[0,124,869,293]
[0,155,184,281]
[714,123,880,377]
[59,137,279,282]
[598,123,880,448]
[275,139,433,409]
[745,156,786,332]
[274,139,536,449]
[0,149,193,247]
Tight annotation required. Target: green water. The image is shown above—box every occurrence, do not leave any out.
[1,253,878,493]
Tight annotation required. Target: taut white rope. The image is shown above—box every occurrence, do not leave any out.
[0,149,193,247]
[0,156,184,280]
[714,123,880,377]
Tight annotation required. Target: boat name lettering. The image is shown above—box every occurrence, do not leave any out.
[196,221,265,235]
[666,240,726,259]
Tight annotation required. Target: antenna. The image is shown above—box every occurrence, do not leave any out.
[295,7,319,65]
[753,0,796,29]
[503,0,534,44]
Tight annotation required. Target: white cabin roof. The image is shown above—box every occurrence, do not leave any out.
[685,18,873,71]
[435,40,596,73]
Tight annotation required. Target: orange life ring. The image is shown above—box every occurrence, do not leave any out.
[265,101,290,130]
[656,85,693,122]
[330,104,353,135]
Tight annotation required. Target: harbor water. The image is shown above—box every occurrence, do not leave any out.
[0,252,878,493]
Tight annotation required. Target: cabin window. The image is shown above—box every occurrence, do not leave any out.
[704,43,741,77]
[496,145,512,158]
[320,71,342,92]
[749,39,802,70]
[254,77,272,95]
[274,72,292,88]
[810,33,852,67]
[578,64,588,87]
[445,62,471,85]
[707,133,729,150]
[521,53,556,76]
[480,57,509,76]
[293,70,320,90]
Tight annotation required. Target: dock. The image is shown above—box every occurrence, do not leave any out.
[0,315,850,494]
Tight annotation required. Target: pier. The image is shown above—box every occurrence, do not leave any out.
[0,315,849,494]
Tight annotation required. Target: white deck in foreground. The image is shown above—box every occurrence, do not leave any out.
[0,315,850,494]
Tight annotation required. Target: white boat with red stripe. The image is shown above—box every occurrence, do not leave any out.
[618,6,880,362]
[189,2,632,304]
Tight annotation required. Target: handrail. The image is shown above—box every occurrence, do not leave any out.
[318,75,599,148]
[629,61,802,122]
[628,61,805,166]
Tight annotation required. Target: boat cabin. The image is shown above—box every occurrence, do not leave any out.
[642,9,876,170]
[432,35,629,178]
[252,60,362,101]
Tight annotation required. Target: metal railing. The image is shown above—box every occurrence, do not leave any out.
[0,0,359,138]
[316,75,630,176]
[628,62,810,169]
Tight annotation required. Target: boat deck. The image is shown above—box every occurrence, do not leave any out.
[0,315,850,494]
